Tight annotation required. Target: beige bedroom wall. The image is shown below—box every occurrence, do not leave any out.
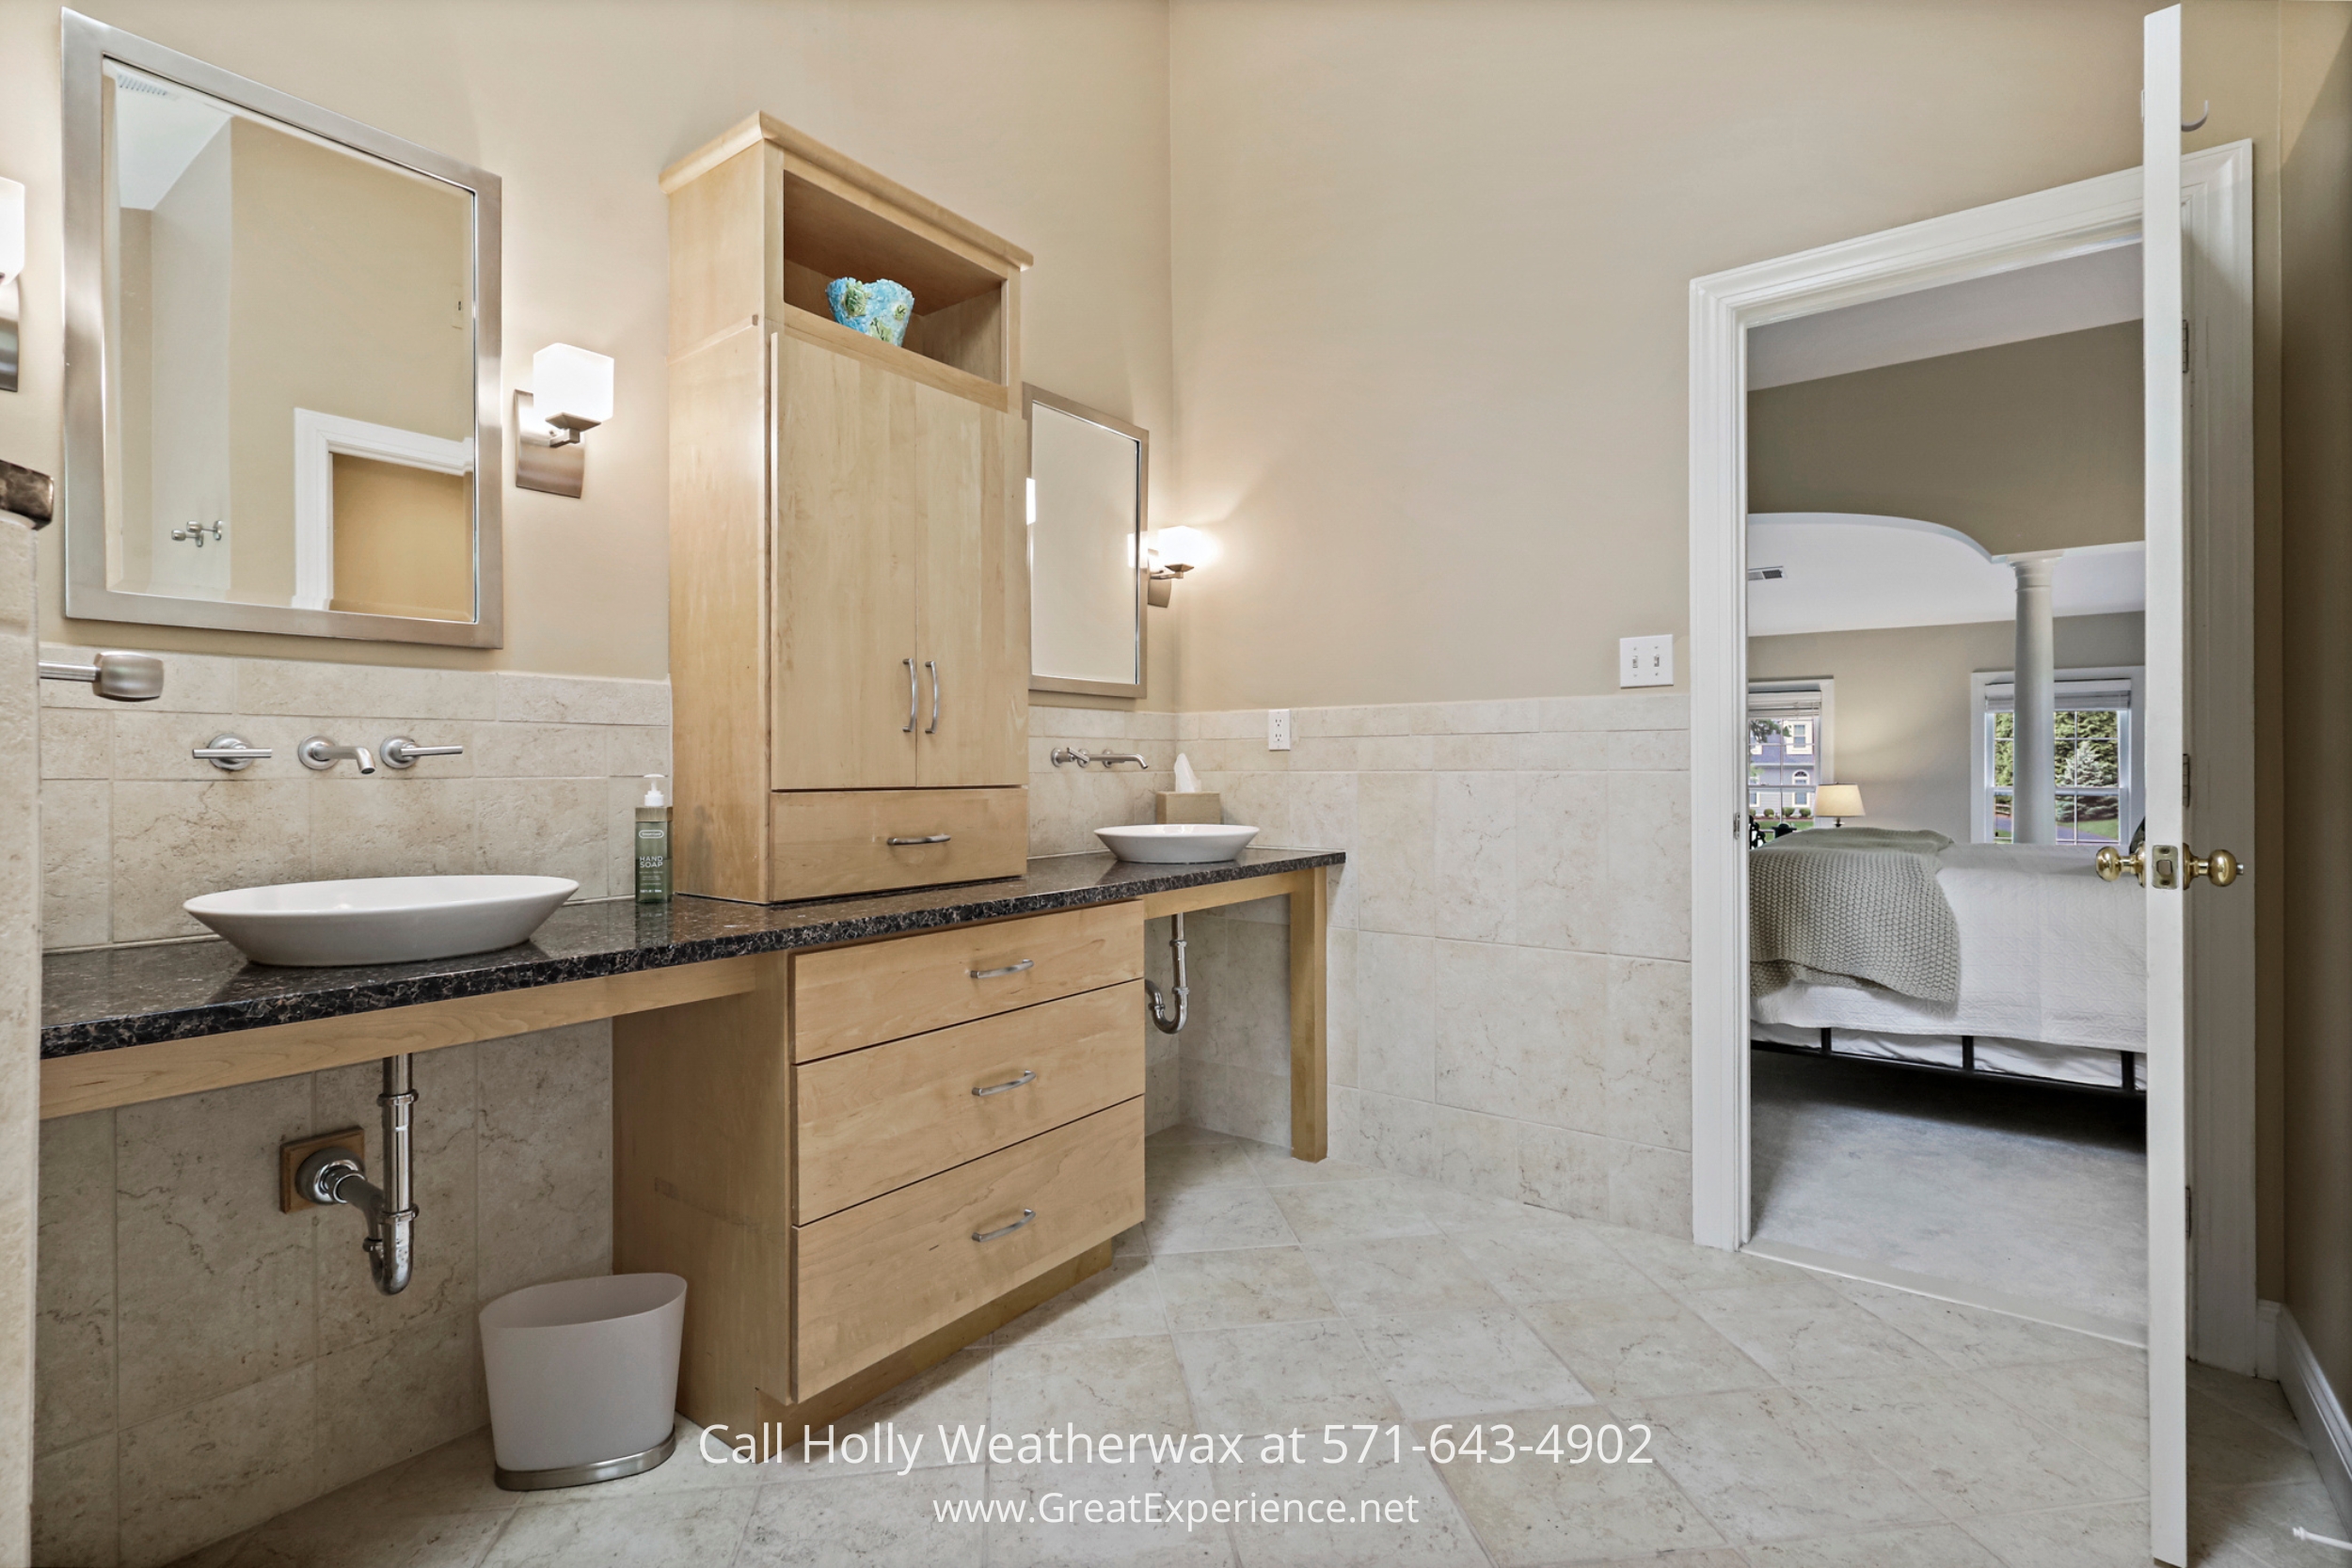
[2275,0,2352,1396]
[1749,613,2147,845]
[1163,0,2159,711]
[0,0,1177,688]
[1747,324,2145,556]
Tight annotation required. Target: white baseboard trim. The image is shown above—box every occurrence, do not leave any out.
[2274,1302,2352,1534]
[1741,1239,2146,1348]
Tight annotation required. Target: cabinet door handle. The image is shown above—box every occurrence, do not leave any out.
[887,833,952,847]
[925,659,941,734]
[901,658,917,733]
[972,1208,1036,1243]
[968,958,1035,980]
[972,1069,1037,1098]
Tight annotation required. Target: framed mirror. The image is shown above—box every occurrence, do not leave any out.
[1025,386,1146,696]
[60,11,502,646]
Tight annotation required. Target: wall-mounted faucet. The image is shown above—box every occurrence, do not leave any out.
[1050,747,1149,770]
[294,1054,416,1295]
[298,736,375,775]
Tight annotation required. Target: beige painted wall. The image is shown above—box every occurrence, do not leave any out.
[0,0,1178,687]
[1163,0,2159,710]
[1750,613,2147,844]
[2274,0,2352,1399]
[225,116,473,608]
[1748,324,2145,555]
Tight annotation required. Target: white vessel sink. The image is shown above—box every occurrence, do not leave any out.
[1094,823,1261,864]
[185,875,580,967]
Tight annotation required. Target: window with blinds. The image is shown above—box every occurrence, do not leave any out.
[1974,671,2141,846]
[1748,681,1832,829]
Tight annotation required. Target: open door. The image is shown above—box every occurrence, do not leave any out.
[2144,8,2259,1561]
[2141,16,2190,1556]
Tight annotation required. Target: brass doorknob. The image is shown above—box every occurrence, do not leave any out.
[2184,843,2240,887]
[2095,846,2146,885]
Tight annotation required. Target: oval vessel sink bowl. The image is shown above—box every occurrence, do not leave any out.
[185,875,579,967]
[1094,823,1261,864]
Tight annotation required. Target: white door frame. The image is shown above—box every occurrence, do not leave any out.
[1686,147,2256,1350]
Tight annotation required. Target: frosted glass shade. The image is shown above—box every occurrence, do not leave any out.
[1155,526,1216,573]
[1814,784,1865,819]
[532,343,613,428]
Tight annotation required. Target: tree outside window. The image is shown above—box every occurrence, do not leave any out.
[1989,707,2125,845]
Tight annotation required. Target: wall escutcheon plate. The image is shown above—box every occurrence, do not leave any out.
[280,1128,365,1212]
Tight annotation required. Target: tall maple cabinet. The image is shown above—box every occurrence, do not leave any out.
[662,115,1032,903]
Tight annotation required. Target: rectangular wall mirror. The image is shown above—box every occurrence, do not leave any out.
[60,10,502,645]
[1026,386,1145,696]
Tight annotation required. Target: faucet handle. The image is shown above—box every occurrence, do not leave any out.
[192,734,272,772]
[379,736,464,770]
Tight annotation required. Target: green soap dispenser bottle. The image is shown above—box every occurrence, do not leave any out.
[635,774,672,903]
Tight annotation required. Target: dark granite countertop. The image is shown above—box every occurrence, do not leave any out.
[41,848,1344,1058]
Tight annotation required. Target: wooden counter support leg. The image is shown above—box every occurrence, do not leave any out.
[1286,866,1328,1162]
[1142,865,1333,1164]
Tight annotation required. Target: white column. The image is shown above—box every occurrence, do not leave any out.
[2011,556,2058,845]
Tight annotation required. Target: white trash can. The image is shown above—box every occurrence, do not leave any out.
[479,1273,687,1490]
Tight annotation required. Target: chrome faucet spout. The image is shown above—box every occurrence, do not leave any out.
[298,736,376,775]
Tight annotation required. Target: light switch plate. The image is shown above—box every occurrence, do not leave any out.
[1619,634,1674,688]
[1267,708,1293,751]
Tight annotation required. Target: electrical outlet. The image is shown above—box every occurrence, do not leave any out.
[1267,708,1293,751]
[1619,634,1674,689]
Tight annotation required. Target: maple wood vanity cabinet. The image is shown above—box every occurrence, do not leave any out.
[662,114,1031,903]
[612,901,1147,1441]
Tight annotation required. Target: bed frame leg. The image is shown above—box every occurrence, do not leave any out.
[1962,1036,1976,1073]
[1820,1027,1833,1054]
[2122,1051,2134,1090]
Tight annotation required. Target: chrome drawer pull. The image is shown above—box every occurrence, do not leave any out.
[972,1069,1036,1098]
[968,958,1035,980]
[887,833,952,847]
[926,658,941,734]
[902,657,918,733]
[972,1209,1036,1243]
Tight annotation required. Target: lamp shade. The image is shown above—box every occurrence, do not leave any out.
[532,343,614,428]
[1814,784,1865,820]
[1154,526,1216,572]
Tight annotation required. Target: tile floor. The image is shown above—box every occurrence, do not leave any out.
[172,1125,2337,1568]
[1750,1050,2150,1325]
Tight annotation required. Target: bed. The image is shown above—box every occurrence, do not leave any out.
[1748,834,2146,1091]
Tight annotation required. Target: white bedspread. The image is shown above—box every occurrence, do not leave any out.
[1749,844,2146,1051]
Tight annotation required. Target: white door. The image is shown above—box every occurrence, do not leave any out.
[2141,8,2258,1561]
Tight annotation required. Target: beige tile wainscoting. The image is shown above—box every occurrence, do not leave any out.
[38,650,671,949]
[33,1024,613,1568]
[1034,694,1693,1234]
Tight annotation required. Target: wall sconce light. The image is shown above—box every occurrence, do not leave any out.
[1148,526,1215,608]
[515,343,614,499]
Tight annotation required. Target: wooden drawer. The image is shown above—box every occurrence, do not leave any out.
[768,786,1026,901]
[792,900,1142,1062]
[794,1098,1143,1393]
[795,981,1143,1222]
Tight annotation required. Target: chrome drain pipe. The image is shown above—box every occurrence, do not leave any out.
[1146,913,1190,1035]
[296,1054,418,1294]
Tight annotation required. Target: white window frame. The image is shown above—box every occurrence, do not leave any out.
[291,407,476,611]
[1968,664,2145,846]
[1747,678,1835,824]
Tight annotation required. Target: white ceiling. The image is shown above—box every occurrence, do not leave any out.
[1747,244,2142,389]
[1746,513,2146,637]
[111,67,232,212]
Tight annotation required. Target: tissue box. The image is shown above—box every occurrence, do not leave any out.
[1155,792,1222,825]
